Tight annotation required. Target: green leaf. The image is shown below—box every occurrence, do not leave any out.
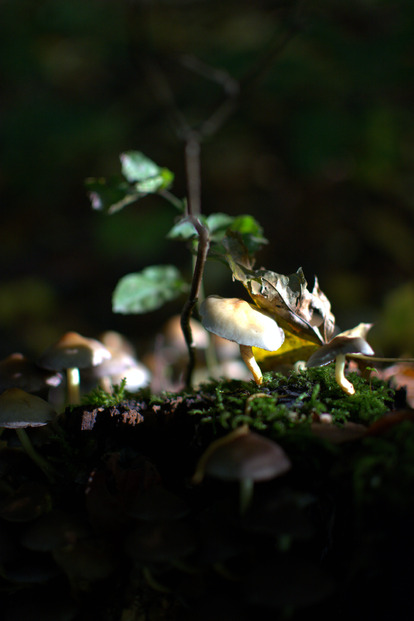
[227,214,268,256]
[120,151,174,193]
[120,151,161,182]
[112,265,189,314]
[230,214,267,239]
[206,213,234,239]
[167,213,236,242]
[167,217,206,241]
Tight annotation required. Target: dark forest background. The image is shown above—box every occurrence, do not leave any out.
[1,0,414,362]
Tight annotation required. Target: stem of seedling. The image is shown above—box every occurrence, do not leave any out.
[181,216,210,388]
[180,128,211,388]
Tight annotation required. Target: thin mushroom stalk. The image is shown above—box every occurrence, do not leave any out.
[334,353,355,396]
[239,476,255,514]
[16,428,56,482]
[66,367,81,404]
[306,333,375,395]
[239,345,263,386]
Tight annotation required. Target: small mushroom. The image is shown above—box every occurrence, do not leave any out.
[162,314,209,355]
[306,334,374,395]
[0,353,62,394]
[0,388,56,480]
[99,330,137,357]
[192,425,291,513]
[38,332,111,404]
[199,296,285,385]
[82,349,150,393]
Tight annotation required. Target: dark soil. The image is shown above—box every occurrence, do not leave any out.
[1,372,414,621]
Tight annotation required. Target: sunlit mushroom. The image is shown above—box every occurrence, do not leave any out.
[38,332,111,404]
[82,349,150,393]
[306,334,374,395]
[199,296,285,385]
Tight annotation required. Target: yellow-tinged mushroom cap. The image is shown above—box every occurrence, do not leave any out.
[199,296,284,352]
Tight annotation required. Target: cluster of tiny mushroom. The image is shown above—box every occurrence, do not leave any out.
[0,331,151,480]
[0,297,374,481]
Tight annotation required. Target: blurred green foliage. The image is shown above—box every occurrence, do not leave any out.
[1,0,414,357]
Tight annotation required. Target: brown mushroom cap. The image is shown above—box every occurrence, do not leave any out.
[306,335,374,368]
[199,296,284,352]
[0,388,56,428]
[38,332,111,371]
[0,353,62,392]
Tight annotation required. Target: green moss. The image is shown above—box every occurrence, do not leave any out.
[188,365,395,438]
[81,378,129,407]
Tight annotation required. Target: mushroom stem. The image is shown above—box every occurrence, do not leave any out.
[335,353,355,396]
[239,345,263,385]
[66,367,81,404]
[240,477,254,514]
[15,428,56,482]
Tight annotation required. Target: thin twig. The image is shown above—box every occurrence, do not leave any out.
[184,133,201,217]
[180,217,210,388]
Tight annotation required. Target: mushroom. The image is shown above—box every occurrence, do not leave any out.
[0,388,56,480]
[306,334,374,395]
[199,296,285,385]
[82,349,150,393]
[99,330,137,358]
[38,332,111,404]
[192,425,291,513]
[0,353,62,394]
[162,314,209,355]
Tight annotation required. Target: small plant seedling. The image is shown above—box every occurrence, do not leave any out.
[86,151,268,387]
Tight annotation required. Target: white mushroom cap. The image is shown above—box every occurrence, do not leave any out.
[82,350,138,380]
[306,335,374,368]
[199,296,284,352]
